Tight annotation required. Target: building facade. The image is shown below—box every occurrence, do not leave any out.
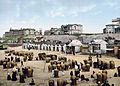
[3,28,42,43]
[44,24,83,35]
[4,28,42,37]
[103,24,119,34]
[112,18,120,25]
[103,18,120,34]
[61,24,83,35]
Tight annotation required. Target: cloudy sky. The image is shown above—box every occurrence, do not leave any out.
[0,0,120,37]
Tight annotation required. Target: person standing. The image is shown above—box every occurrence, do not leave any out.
[19,70,25,83]
[7,73,11,80]
[21,61,24,67]
[12,71,17,81]
[72,46,75,55]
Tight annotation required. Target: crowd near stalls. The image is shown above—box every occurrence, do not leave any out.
[22,39,83,55]
[1,46,120,86]
[23,38,120,57]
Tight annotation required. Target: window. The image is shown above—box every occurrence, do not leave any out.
[74,25,76,30]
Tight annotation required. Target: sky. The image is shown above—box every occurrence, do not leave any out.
[0,0,120,37]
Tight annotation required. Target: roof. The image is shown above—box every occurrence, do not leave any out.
[106,24,119,26]
[22,28,35,31]
[44,35,77,43]
[68,39,82,46]
[61,24,83,27]
[90,39,108,44]
[112,18,120,22]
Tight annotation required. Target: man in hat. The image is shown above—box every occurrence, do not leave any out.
[7,73,11,80]
[12,71,17,81]
[19,70,25,83]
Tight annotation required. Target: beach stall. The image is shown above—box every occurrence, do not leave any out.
[41,44,44,50]
[44,44,47,50]
[39,44,42,50]
[63,44,67,53]
[89,39,108,54]
[51,45,53,51]
[53,45,55,51]
[55,45,57,51]
[58,44,61,52]
[38,44,40,50]
[68,40,82,53]
[48,44,51,51]
[46,44,48,50]
[36,44,39,50]
[56,45,59,51]
[29,43,33,49]
[81,45,89,54]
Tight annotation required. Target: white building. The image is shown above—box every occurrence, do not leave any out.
[112,18,120,25]
[68,40,82,53]
[89,39,108,54]
[103,24,119,34]
[61,24,83,35]
[103,18,120,34]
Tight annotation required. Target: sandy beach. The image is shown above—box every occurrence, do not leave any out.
[0,46,120,86]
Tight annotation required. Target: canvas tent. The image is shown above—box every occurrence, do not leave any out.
[68,40,82,53]
[68,40,82,46]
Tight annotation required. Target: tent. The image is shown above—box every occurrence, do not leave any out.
[68,40,82,46]
[68,40,82,53]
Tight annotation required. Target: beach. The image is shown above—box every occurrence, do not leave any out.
[0,46,120,86]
